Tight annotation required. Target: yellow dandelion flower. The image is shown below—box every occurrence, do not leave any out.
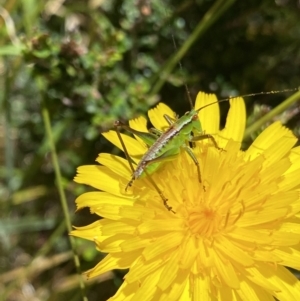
[72,92,300,301]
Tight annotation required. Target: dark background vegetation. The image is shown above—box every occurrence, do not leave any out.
[1,0,300,300]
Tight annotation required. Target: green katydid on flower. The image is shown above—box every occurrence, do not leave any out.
[72,92,300,301]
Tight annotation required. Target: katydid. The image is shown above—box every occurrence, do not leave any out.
[114,88,298,212]
[114,98,226,212]
[115,102,222,184]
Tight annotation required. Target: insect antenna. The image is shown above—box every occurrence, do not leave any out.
[170,27,194,110]
[195,87,300,113]
[219,88,299,102]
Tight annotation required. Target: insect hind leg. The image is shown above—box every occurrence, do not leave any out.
[114,120,136,173]
[114,123,174,213]
[127,167,174,213]
[182,145,202,183]
[136,157,175,213]
[144,169,175,213]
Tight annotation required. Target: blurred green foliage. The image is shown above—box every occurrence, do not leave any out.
[1,0,300,300]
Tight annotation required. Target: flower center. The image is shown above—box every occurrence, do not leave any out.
[187,205,223,237]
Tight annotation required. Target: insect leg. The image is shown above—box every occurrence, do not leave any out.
[114,121,142,191]
[144,169,175,213]
[115,120,159,189]
[115,120,158,146]
[191,133,222,150]
[163,114,177,125]
[182,145,202,183]
[129,150,178,211]
[125,164,174,213]
[149,128,163,137]
[114,121,174,213]
[114,121,135,173]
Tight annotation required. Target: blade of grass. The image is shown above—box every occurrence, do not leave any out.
[38,78,88,301]
[150,0,237,95]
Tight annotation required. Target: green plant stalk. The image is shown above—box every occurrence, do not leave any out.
[244,90,300,139]
[39,81,87,301]
[20,119,72,189]
[2,57,22,196]
[150,0,237,95]
[2,61,14,194]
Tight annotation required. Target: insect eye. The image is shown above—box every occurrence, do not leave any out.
[192,114,198,120]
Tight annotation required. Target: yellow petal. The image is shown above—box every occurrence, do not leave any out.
[238,277,274,301]
[102,130,146,159]
[129,116,148,146]
[148,102,176,131]
[245,122,297,162]
[142,232,184,261]
[74,165,126,196]
[75,191,133,219]
[177,236,198,270]
[245,265,282,291]
[129,116,148,132]
[286,146,300,173]
[96,153,131,179]
[99,234,129,252]
[101,221,136,236]
[137,219,184,235]
[212,250,240,289]
[120,236,151,252]
[273,246,300,269]
[87,252,140,278]
[195,91,220,134]
[189,275,212,301]
[272,265,300,300]
[120,206,156,220]
[125,257,163,284]
[219,97,246,143]
[157,250,180,291]
[130,269,161,301]
[71,220,104,241]
[228,227,273,244]
[280,168,300,191]
[215,236,254,266]
[108,280,138,301]
[164,269,189,301]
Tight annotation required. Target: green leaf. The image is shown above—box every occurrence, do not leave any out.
[0,44,24,56]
